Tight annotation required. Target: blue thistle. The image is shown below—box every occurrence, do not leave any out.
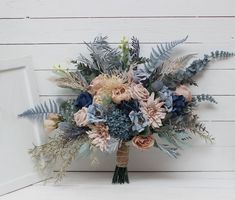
[106,105,132,141]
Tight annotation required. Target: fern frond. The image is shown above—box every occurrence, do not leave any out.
[18,100,60,120]
[143,36,188,77]
[129,36,140,61]
[193,94,218,104]
[160,53,196,76]
[79,36,122,74]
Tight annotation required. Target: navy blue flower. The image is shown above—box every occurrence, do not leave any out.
[171,95,187,116]
[117,99,140,114]
[74,92,93,109]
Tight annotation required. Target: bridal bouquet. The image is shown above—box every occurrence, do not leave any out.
[19,36,234,184]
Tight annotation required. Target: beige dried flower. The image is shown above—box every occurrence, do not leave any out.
[130,83,150,103]
[93,89,110,105]
[88,74,127,97]
[175,85,192,102]
[140,93,166,129]
[112,85,131,104]
[74,107,88,127]
[88,75,107,94]
[87,124,110,152]
[43,113,61,133]
[132,135,155,150]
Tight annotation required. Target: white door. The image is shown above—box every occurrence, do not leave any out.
[0,57,44,196]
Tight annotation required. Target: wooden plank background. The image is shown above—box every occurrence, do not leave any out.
[0,0,234,171]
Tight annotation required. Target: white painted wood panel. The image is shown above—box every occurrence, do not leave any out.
[0,58,44,195]
[0,44,234,70]
[0,0,235,18]
[0,0,234,174]
[58,146,235,171]
[2,172,235,200]
[0,18,235,44]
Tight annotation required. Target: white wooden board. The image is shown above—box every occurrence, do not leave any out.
[0,18,235,44]
[2,172,235,200]
[0,58,44,196]
[0,0,235,18]
[0,0,234,174]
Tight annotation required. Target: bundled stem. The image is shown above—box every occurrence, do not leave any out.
[112,142,129,184]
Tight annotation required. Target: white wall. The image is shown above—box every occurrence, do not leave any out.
[0,0,235,171]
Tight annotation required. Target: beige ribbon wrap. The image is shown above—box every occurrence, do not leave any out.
[116,143,129,168]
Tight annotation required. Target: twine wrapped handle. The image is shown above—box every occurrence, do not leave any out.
[112,142,130,184]
[116,142,129,167]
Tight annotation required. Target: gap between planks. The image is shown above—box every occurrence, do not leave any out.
[2,16,235,20]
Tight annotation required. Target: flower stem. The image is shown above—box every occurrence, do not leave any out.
[112,142,129,184]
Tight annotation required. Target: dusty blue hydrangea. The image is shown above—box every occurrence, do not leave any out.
[158,86,173,112]
[87,104,106,123]
[129,111,149,133]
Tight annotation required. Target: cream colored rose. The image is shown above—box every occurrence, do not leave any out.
[74,107,88,127]
[43,113,61,133]
[132,135,155,150]
[130,83,150,102]
[175,85,192,102]
[112,85,131,104]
